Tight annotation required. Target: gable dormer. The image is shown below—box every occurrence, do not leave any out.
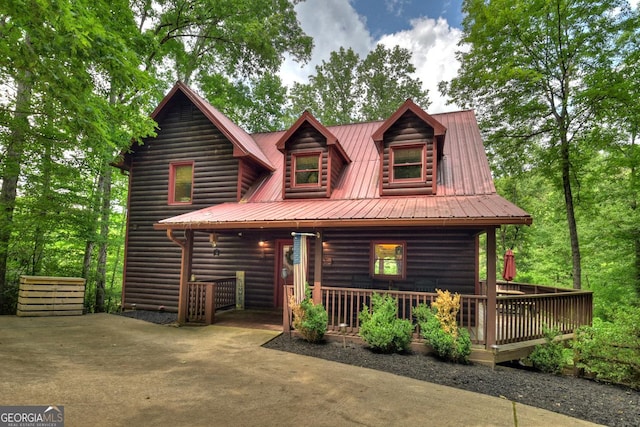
[372,99,446,196]
[276,111,350,199]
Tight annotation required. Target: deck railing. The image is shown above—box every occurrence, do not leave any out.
[495,291,593,345]
[284,283,593,349]
[186,277,237,324]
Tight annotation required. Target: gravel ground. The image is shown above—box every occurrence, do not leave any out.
[264,334,639,427]
[119,311,639,426]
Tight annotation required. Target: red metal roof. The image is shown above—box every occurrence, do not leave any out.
[155,101,532,230]
[155,195,531,230]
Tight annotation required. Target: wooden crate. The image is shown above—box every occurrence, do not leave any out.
[17,276,86,317]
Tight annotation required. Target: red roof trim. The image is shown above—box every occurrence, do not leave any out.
[153,82,275,172]
[371,99,447,147]
[276,111,351,163]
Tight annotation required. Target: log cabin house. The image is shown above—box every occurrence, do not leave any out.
[115,82,592,364]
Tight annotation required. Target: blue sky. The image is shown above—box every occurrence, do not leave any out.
[279,0,467,113]
[351,0,464,36]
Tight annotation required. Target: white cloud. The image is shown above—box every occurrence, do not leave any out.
[279,0,373,87]
[279,1,464,114]
[378,17,464,113]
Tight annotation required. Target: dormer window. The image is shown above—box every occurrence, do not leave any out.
[391,145,425,182]
[293,152,321,187]
[372,100,446,197]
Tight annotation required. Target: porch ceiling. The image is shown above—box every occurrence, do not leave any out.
[153,195,532,231]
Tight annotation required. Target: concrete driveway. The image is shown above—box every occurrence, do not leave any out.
[0,314,599,426]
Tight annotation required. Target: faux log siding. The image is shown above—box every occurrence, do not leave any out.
[321,229,478,294]
[124,96,241,311]
[330,150,346,191]
[239,160,263,199]
[381,111,436,196]
[189,231,317,309]
[284,123,329,199]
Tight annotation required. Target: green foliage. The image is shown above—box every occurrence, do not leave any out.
[573,307,640,389]
[290,288,328,343]
[414,304,471,364]
[526,327,565,374]
[290,45,430,126]
[359,293,414,353]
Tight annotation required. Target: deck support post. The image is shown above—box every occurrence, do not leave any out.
[486,226,497,348]
[312,231,323,304]
[167,229,193,325]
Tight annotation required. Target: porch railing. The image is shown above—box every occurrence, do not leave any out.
[186,277,237,324]
[284,283,593,349]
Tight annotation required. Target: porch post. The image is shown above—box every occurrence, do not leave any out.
[486,226,497,348]
[312,231,323,304]
[177,229,193,325]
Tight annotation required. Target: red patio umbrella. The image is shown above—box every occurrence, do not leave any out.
[502,249,516,282]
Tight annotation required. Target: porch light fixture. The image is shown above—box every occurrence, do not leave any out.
[209,233,218,248]
[258,240,266,247]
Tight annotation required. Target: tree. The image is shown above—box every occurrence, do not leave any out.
[290,45,430,126]
[358,45,430,121]
[136,0,312,87]
[441,0,633,289]
[290,47,361,125]
[0,0,156,313]
[200,72,290,132]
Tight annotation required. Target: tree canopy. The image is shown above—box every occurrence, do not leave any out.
[290,45,430,126]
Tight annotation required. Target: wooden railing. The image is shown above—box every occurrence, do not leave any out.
[284,283,593,349]
[284,285,488,345]
[495,291,593,345]
[186,277,236,324]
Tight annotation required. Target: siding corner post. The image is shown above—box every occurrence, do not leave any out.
[486,226,497,349]
[167,229,193,325]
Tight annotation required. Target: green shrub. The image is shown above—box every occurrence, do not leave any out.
[289,288,328,343]
[526,326,565,374]
[414,303,471,363]
[359,293,414,353]
[573,306,640,389]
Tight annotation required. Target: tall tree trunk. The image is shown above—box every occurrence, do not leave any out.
[0,75,32,313]
[31,143,53,275]
[560,137,582,289]
[95,163,112,313]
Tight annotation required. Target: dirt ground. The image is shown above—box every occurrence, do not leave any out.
[0,314,600,427]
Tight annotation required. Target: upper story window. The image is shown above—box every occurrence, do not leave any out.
[391,145,425,182]
[169,161,194,204]
[293,153,321,187]
[371,241,406,279]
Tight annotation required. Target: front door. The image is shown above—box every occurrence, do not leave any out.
[274,239,294,308]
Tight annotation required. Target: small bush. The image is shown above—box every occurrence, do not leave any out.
[414,289,471,363]
[289,288,328,343]
[573,306,640,389]
[526,326,565,374]
[359,293,414,353]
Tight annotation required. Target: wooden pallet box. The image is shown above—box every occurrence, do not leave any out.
[17,276,86,317]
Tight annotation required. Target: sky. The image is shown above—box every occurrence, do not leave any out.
[279,0,466,113]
